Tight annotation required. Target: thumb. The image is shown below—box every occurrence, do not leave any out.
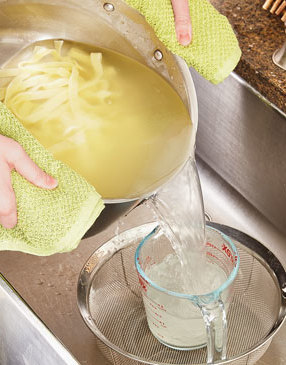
[9,144,58,189]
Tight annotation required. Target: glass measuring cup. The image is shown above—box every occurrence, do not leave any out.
[135,225,240,364]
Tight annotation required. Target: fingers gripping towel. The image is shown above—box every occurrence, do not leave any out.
[0,102,104,256]
[125,0,241,84]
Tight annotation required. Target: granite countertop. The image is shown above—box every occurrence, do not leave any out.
[210,0,286,114]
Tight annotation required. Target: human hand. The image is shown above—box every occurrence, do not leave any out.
[171,0,192,46]
[0,135,58,229]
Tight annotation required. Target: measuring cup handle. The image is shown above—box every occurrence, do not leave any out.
[199,299,227,364]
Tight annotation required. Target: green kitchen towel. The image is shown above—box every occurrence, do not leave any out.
[0,102,104,256]
[125,0,241,84]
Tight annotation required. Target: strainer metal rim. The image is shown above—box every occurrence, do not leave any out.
[77,222,286,365]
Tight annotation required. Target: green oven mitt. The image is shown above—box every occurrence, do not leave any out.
[125,0,241,84]
[0,102,104,256]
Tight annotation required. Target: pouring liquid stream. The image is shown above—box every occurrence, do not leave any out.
[136,159,229,351]
[147,159,227,295]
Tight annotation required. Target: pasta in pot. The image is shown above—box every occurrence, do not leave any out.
[0,40,192,200]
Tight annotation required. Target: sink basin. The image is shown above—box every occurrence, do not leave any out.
[193,70,286,238]
[0,2,284,364]
[193,69,286,365]
[0,274,79,365]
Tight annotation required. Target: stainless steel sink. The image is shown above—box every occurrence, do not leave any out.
[0,1,285,364]
[193,69,286,365]
[193,70,286,238]
[0,274,79,365]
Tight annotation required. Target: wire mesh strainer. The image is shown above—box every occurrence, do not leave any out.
[77,222,286,365]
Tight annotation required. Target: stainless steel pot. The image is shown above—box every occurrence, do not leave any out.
[0,0,198,231]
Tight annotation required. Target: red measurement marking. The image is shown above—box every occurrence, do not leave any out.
[221,244,237,265]
[144,256,156,267]
[206,251,220,262]
[154,311,162,318]
[159,304,166,312]
[145,256,152,265]
[147,301,157,310]
[206,242,220,251]
[152,321,160,328]
[150,314,166,327]
[145,298,167,312]
[137,273,149,292]
[158,319,166,326]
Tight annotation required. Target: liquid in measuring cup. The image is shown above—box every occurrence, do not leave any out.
[142,253,227,348]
